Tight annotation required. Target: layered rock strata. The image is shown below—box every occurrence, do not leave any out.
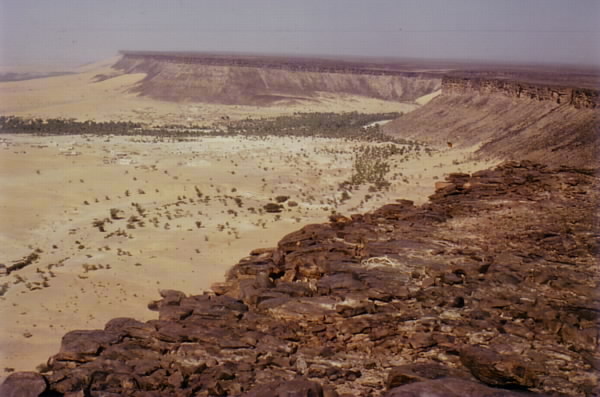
[384,76,599,167]
[2,162,598,396]
[111,52,441,105]
[442,76,599,109]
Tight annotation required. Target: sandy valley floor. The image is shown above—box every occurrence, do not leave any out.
[0,132,496,376]
[0,59,500,377]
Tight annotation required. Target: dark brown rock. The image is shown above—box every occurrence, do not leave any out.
[384,378,540,397]
[460,346,540,389]
[386,363,465,389]
[58,329,120,357]
[7,162,597,397]
[317,272,364,294]
[0,372,47,397]
[243,378,323,397]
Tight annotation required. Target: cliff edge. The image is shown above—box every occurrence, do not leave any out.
[2,162,598,396]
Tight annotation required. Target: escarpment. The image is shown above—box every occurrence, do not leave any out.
[442,75,599,109]
[3,162,598,396]
[110,52,442,105]
[384,75,600,167]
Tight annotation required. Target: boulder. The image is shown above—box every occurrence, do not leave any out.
[384,378,539,397]
[460,345,540,389]
[0,372,47,397]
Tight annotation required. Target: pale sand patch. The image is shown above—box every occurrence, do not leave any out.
[415,89,442,105]
[363,119,394,129]
[0,133,496,377]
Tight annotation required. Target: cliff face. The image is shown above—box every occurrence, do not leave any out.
[111,52,441,105]
[384,76,599,167]
[442,76,599,109]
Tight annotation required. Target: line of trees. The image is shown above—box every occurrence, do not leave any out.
[0,112,416,144]
[0,116,142,135]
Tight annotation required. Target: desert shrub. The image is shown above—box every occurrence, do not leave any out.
[110,208,124,220]
[275,195,289,203]
[264,203,284,213]
[350,145,393,188]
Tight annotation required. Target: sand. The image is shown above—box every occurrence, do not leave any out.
[0,132,496,377]
[415,89,442,105]
[0,63,417,125]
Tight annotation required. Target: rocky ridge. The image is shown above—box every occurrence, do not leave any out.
[2,161,598,396]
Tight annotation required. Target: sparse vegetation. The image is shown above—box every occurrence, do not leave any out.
[0,113,419,144]
[349,145,400,188]
[264,203,284,213]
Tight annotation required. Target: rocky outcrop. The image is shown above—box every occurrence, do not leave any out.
[2,161,598,396]
[111,52,441,105]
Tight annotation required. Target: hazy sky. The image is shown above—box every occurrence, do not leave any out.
[1,0,599,69]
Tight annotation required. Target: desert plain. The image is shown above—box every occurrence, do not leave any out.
[0,95,493,377]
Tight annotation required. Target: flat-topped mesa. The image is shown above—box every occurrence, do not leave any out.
[117,50,443,78]
[442,75,599,108]
[112,51,442,105]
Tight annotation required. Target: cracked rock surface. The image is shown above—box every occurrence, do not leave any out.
[2,161,598,396]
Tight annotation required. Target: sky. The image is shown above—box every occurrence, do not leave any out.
[1,0,599,69]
